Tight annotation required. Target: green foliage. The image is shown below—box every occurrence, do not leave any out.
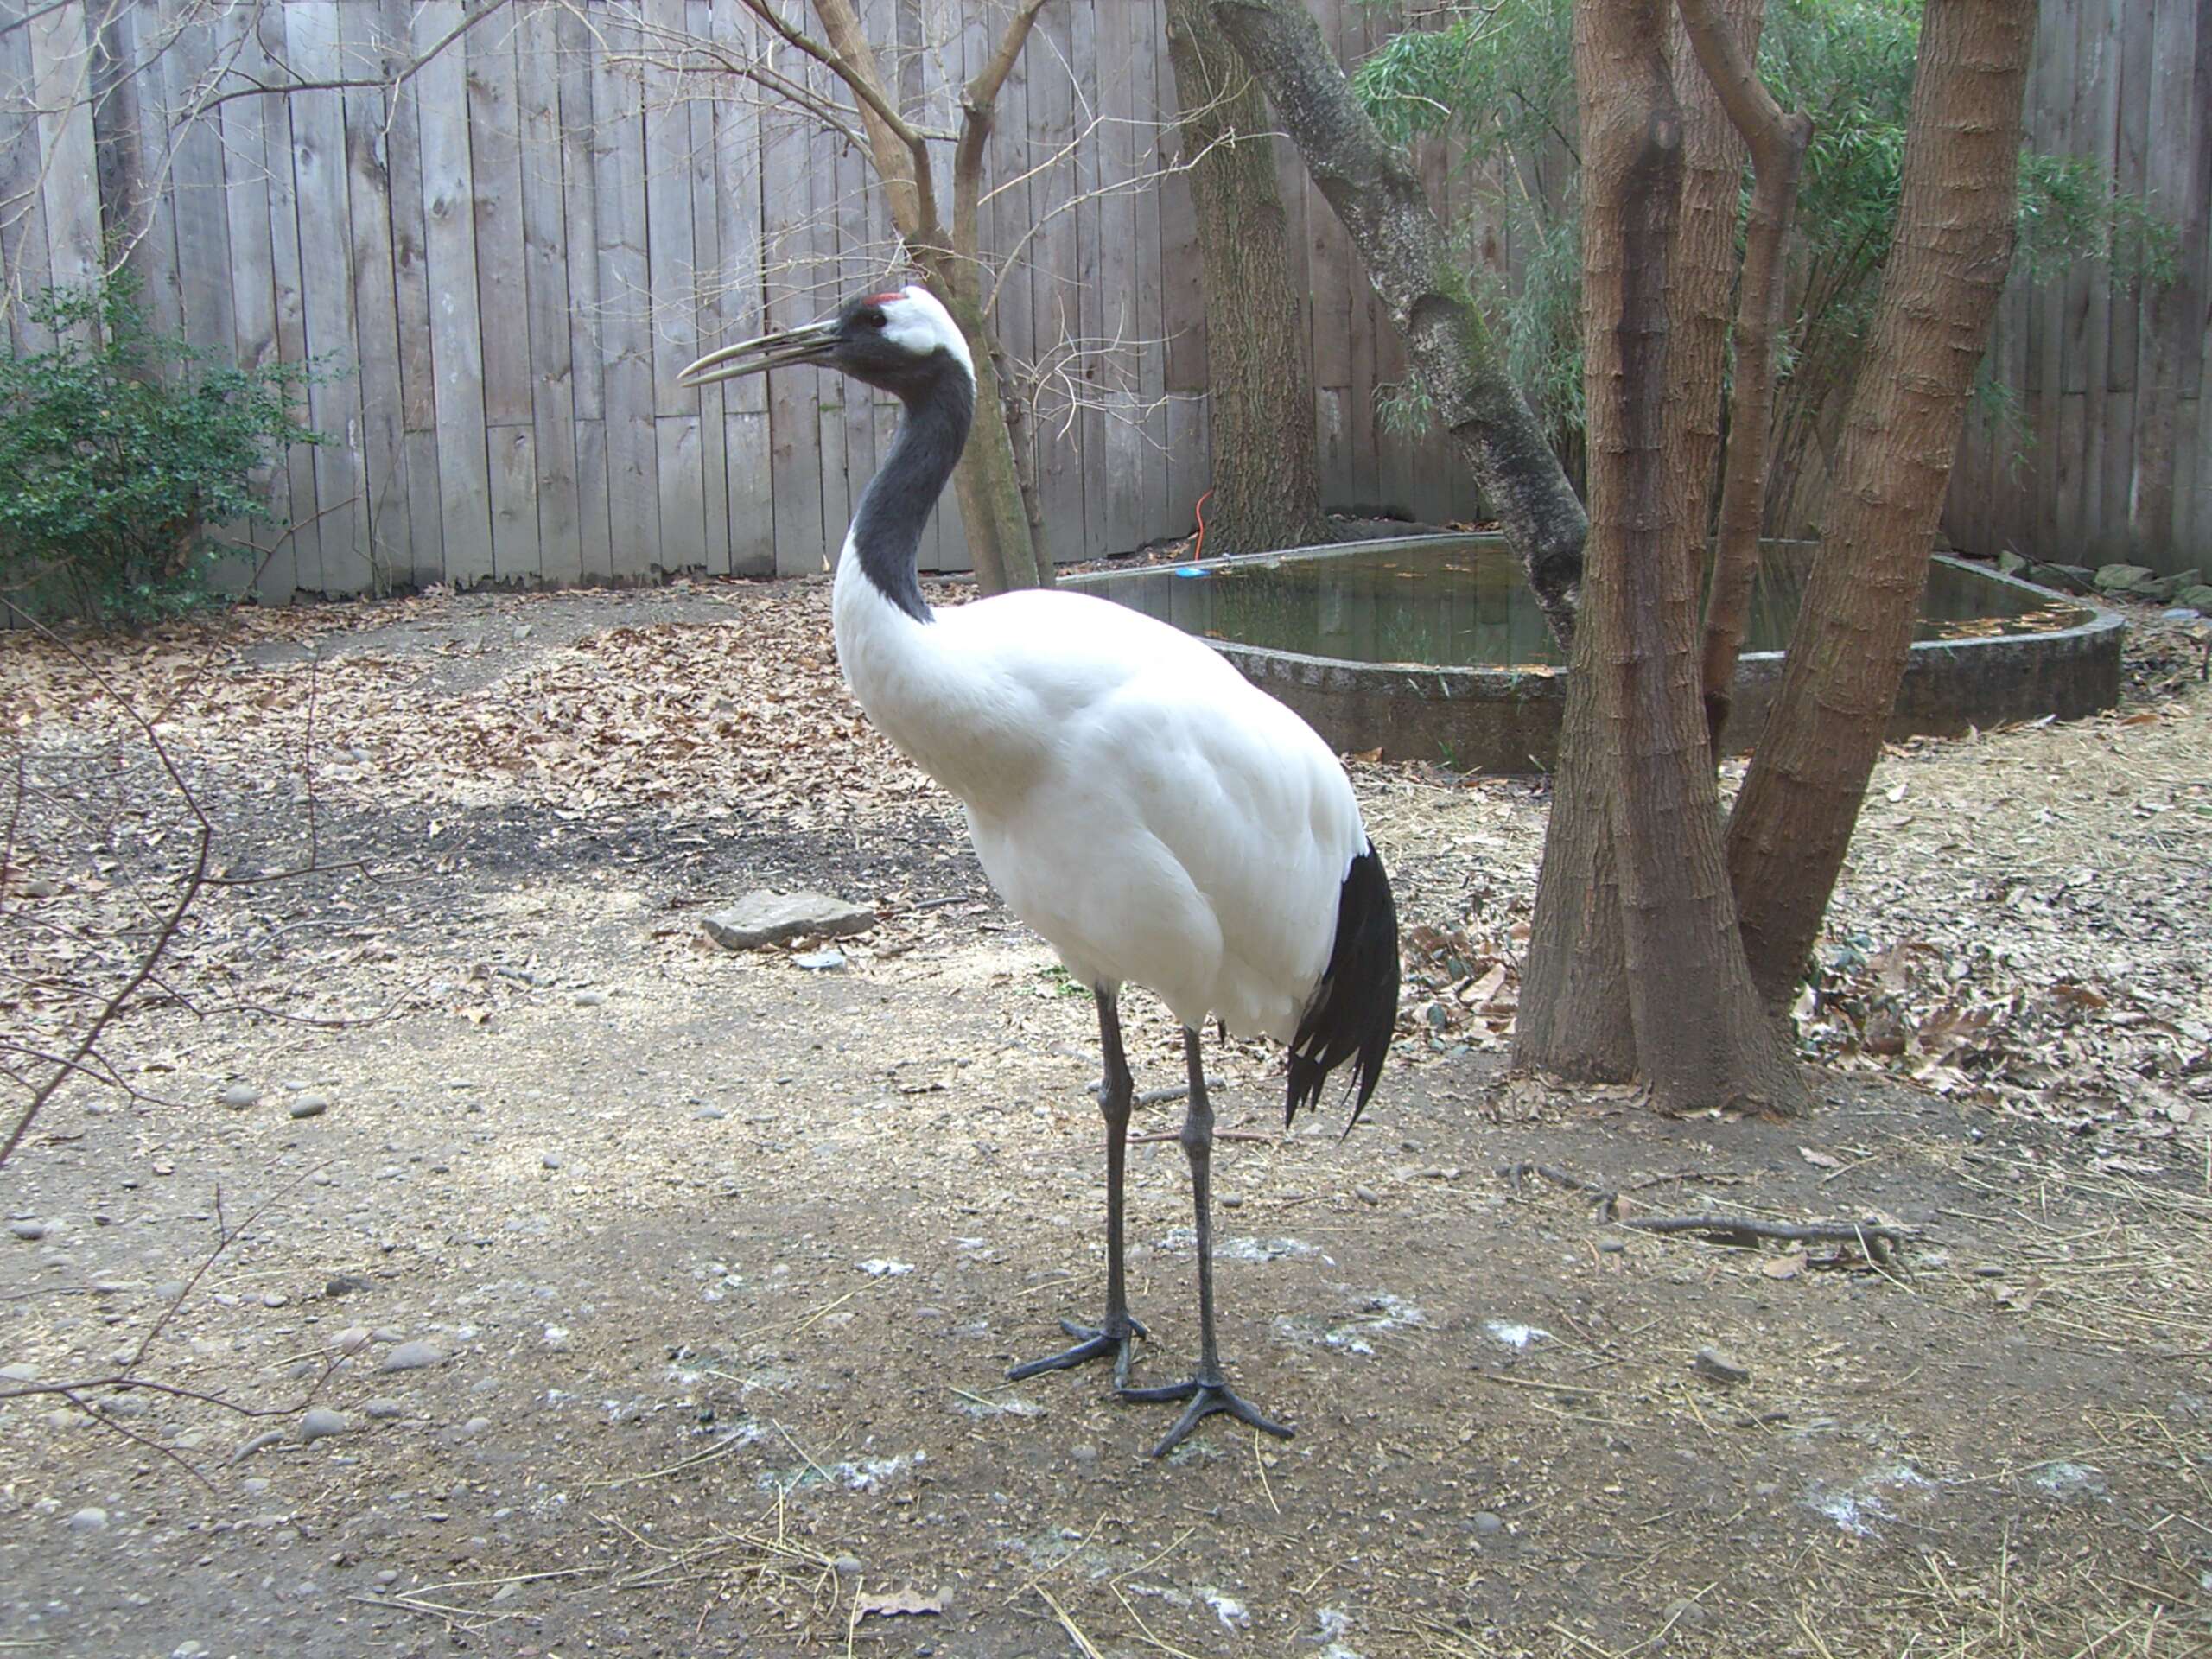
[1351,0,2177,503]
[0,276,325,624]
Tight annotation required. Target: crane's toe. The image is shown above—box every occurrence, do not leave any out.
[1121,1375,1294,1457]
[1007,1317,1147,1388]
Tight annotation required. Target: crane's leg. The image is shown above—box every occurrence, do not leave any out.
[1007,987,1147,1387]
[1120,1026,1294,1457]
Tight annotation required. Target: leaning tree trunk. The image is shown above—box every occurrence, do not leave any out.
[1724,0,2034,1008]
[1165,0,1330,556]
[1211,0,1586,646]
[1525,0,1801,1116]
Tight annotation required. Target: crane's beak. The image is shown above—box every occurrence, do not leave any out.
[678,319,839,386]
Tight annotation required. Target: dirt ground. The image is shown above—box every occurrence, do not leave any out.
[2,576,2209,1659]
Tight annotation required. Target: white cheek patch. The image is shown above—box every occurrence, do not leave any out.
[880,287,974,380]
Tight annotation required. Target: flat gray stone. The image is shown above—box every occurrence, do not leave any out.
[1691,1346,1751,1385]
[379,1340,446,1373]
[363,1398,406,1421]
[702,890,874,951]
[66,1506,108,1533]
[288,1095,328,1120]
[298,1408,348,1443]
[220,1084,261,1109]
[2094,562,2158,594]
[8,1220,45,1241]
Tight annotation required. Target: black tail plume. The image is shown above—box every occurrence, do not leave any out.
[1285,839,1401,1131]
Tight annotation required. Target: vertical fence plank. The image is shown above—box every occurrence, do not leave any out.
[687,0,732,576]
[1,1,57,351]
[593,8,663,581]
[416,0,495,587]
[468,7,541,581]
[340,3,412,593]
[377,0,443,588]
[288,2,373,596]
[712,0,772,577]
[555,0,609,582]
[27,3,100,297]
[516,0,582,587]
[643,0,705,578]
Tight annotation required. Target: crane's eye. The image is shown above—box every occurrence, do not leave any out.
[859,308,887,330]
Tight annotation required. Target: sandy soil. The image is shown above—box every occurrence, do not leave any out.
[1,579,2207,1658]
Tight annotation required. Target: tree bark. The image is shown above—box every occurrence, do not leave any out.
[1210,0,1586,646]
[1725,0,2033,1007]
[1678,0,1811,754]
[1530,0,1801,1116]
[1515,0,1757,1082]
[1163,0,1330,556]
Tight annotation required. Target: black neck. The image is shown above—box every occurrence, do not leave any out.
[849,363,974,622]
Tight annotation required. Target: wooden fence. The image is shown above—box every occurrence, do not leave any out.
[3,0,2202,595]
[0,0,1485,598]
[1944,0,2209,578]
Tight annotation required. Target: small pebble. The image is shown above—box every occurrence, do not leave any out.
[363,1399,405,1421]
[792,949,847,972]
[573,989,607,1007]
[261,1291,289,1309]
[334,1327,372,1354]
[1691,1346,1751,1386]
[67,1506,109,1534]
[1071,1444,1098,1465]
[299,1408,348,1443]
[289,1096,328,1120]
[220,1084,260,1110]
[541,1153,563,1171]
[1471,1511,1504,1536]
[457,1415,492,1439]
[376,1569,400,1586]
[380,1340,446,1372]
[1352,1185,1381,1205]
[0,1362,37,1382]
[231,1429,284,1463]
[9,1219,47,1241]
[832,1554,863,1578]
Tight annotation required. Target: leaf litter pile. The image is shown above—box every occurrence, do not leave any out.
[3,579,2210,1656]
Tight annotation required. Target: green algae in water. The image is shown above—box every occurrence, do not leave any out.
[1079,538,2088,669]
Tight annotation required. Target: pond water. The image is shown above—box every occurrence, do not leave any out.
[1071,537,2090,668]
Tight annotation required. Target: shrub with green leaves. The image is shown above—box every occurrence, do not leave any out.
[0,276,325,624]
[1353,0,2177,521]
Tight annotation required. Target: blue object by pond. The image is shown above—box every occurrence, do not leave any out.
[1174,566,1207,578]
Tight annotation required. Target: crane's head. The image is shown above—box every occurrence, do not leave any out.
[678,285,974,399]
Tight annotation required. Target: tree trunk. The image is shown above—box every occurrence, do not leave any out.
[1516,0,1757,1083]
[1521,0,1801,1116]
[1725,0,2033,1007]
[1210,0,1586,646]
[1163,0,1330,556]
[1679,0,1811,753]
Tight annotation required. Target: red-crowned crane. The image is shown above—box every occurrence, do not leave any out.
[681,285,1400,1456]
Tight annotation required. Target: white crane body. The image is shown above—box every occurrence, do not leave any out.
[836,565,1360,1044]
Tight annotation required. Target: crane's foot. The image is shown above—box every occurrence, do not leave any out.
[1007,1316,1147,1388]
[1120,1374,1294,1458]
